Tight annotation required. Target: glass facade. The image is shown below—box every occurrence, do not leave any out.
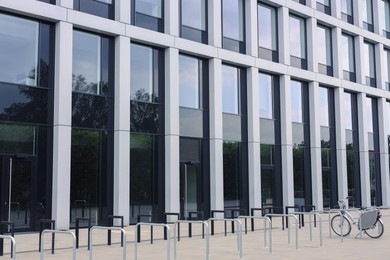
[341,0,353,23]
[259,73,282,208]
[385,49,390,91]
[317,25,333,76]
[222,0,245,53]
[363,41,376,87]
[73,0,114,19]
[0,13,53,231]
[132,0,164,32]
[180,0,207,43]
[361,0,374,32]
[291,80,311,206]
[258,3,278,62]
[289,15,307,69]
[317,0,331,15]
[379,0,390,38]
[222,64,240,114]
[341,33,356,82]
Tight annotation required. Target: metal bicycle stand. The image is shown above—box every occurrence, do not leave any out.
[135,223,170,260]
[208,218,243,258]
[0,235,15,260]
[40,229,76,260]
[90,226,126,260]
[238,216,272,254]
[265,214,299,250]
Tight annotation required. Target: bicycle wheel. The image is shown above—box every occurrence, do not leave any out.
[331,215,352,237]
[364,219,384,239]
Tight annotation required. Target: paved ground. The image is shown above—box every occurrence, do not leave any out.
[1,210,390,259]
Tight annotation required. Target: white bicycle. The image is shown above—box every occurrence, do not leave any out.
[331,198,384,239]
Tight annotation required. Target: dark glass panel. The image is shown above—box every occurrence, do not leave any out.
[223,37,246,54]
[261,168,274,206]
[37,0,56,3]
[38,23,52,89]
[322,169,331,208]
[292,123,304,146]
[72,93,111,129]
[180,108,203,138]
[133,13,164,32]
[181,26,208,44]
[0,123,36,155]
[260,144,274,165]
[321,149,331,168]
[260,119,275,144]
[130,101,160,134]
[223,141,240,208]
[70,129,110,226]
[321,127,330,147]
[0,84,48,124]
[223,113,241,141]
[73,0,114,20]
[293,146,305,205]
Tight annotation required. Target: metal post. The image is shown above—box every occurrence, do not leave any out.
[90,226,126,260]
[0,235,15,260]
[174,220,209,260]
[135,223,170,260]
[40,230,76,260]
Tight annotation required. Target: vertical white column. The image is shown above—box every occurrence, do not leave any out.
[331,0,341,19]
[165,0,179,36]
[308,0,317,9]
[278,6,290,65]
[353,0,362,27]
[209,58,224,211]
[334,87,349,200]
[113,36,130,225]
[307,17,317,73]
[375,43,385,90]
[247,67,261,209]
[52,21,73,230]
[56,0,72,8]
[209,0,222,48]
[280,75,294,207]
[165,48,180,215]
[357,93,371,206]
[332,27,342,79]
[115,0,130,23]
[245,0,258,57]
[309,82,323,210]
[378,98,390,206]
[355,36,365,85]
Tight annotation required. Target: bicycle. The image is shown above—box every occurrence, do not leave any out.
[330,197,384,239]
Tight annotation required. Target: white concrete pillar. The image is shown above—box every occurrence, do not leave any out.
[245,0,258,57]
[355,36,365,85]
[375,43,385,90]
[115,0,130,23]
[332,27,342,79]
[354,0,363,27]
[165,48,180,216]
[56,0,72,8]
[165,0,179,36]
[334,87,349,200]
[209,0,222,48]
[278,6,290,65]
[378,98,390,206]
[113,36,131,225]
[247,67,261,209]
[309,82,323,210]
[209,58,224,211]
[52,21,73,230]
[280,75,294,207]
[307,17,317,73]
[357,93,371,206]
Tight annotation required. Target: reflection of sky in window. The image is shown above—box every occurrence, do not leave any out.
[341,0,352,14]
[289,16,305,58]
[344,92,352,130]
[361,0,373,24]
[135,0,162,18]
[179,55,199,109]
[319,87,329,127]
[385,50,390,82]
[222,65,239,114]
[222,0,244,41]
[317,0,330,5]
[182,0,206,30]
[387,102,390,134]
[317,26,331,65]
[363,42,375,78]
[258,4,276,50]
[341,34,354,72]
[73,31,100,93]
[259,73,273,119]
[0,14,38,86]
[130,44,153,101]
[291,80,303,123]
[365,97,373,133]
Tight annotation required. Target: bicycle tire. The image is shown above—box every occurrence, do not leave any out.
[364,218,384,239]
[331,215,352,237]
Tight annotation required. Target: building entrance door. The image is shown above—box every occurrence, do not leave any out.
[0,155,38,231]
[180,162,200,220]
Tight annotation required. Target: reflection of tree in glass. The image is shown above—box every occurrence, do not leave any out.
[130,89,159,133]
[223,142,240,202]
[72,74,98,94]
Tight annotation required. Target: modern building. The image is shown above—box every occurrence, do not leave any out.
[1,0,390,232]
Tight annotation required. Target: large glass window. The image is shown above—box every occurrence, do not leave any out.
[73,0,114,19]
[363,41,376,87]
[291,80,311,206]
[179,55,200,109]
[289,15,307,69]
[180,0,207,43]
[341,0,353,23]
[222,0,245,53]
[317,25,333,76]
[361,0,374,32]
[222,64,240,114]
[385,49,390,91]
[379,0,390,38]
[132,0,164,32]
[317,0,331,15]
[341,33,356,82]
[259,72,282,208]
[223,141,241,210]
[258,3,278,62]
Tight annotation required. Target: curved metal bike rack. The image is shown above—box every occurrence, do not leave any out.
[208,218,243,258]
[135,223,170,260]
[89,226,126,260]
[265,214,299,250]
[238,216,272,254]
[40,229,76,260]
[173,220,209,260]
[0,235,15,260]
[309,211,323,246]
